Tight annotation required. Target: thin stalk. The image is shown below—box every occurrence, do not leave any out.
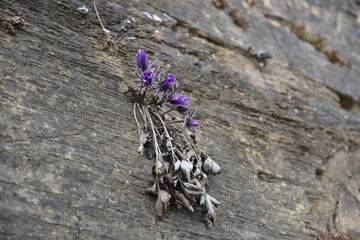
[182,132,201,166]
[133,103,142,135]
[161,106,175,116]
[147,59,158,69]
[165,120,184,125]
[143,107,162,175]
[154,111,177,164]
[93,1,110,38]
[142,85,149,97]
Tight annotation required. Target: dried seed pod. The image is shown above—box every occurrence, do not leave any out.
[156,160,169,175]
[200,151,221,175]
[198,172,208,185]
[181,182,206,197]
[179,160,193,181]
[155,190,172,216]
[181,161,193,172]
[186,148,196,160]
[6,23,18,35]
[174,160,181,172]
[201,194,221,227]
[175,192,194,212]
[10,16,25,26]
[146,182,157,196]
[148,176,156,183]
[191,166,201,178]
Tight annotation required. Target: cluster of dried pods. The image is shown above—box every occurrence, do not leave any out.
[1,16,25,35]
[128,50,221,226]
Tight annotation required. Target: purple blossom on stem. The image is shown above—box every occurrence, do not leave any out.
[160,74,176,90]
[141,71,154,85]
[169,94,189,106]
[137,50,148,71]
[187,119,201,127]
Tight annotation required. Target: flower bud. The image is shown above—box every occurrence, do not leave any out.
[160,74,176,90]
[136,49,148,70]
[186,119,201,127]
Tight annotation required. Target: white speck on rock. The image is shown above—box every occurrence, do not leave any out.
[163,13,171,19]
[142,11,163,22]
[28,198,39,204]
[142,11,152,19]
[153,15,163,22]
[78,6,88,13]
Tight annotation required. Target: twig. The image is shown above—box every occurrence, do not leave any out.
[133,103,142,135]
[93,1,110,38]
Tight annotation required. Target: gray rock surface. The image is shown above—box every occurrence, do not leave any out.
[1,0,359,239]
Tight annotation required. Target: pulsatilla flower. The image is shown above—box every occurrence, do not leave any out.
[186,119,201,127]
[169,94,189,106]
[141,71,154,85]
[137,50,148,71]
[184,110,201,129]
[160,74,176,90]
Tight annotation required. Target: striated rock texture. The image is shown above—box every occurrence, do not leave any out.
[0,0,359,239]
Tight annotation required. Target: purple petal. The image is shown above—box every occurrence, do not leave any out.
[141,70,154,85]
[169,94,189,106]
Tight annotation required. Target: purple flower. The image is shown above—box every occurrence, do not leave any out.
[141,71,154,85]
[187,119,201,127]
[176,105,189,113]
[160,74,176,90]
[169,94,189,106]
[137,50,148,71]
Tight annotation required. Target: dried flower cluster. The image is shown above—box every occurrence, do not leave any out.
[0,16,25,35]
[246,45,273,67]
[128,50,221,226]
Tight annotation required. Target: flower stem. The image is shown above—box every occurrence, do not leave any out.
[161,106,175,116]
[165,120,184,125]
[142,85,149,97]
